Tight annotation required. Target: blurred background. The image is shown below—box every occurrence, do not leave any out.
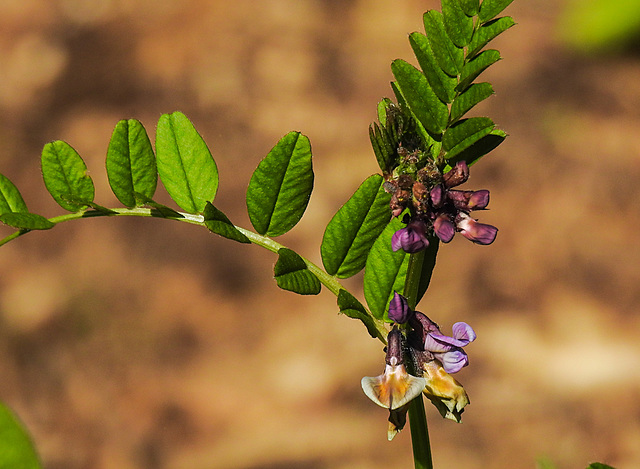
[1,0,640,468]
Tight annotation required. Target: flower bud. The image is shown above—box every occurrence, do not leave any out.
[388,292,413,324]
[442,161,469,188]
[392,219,429,253]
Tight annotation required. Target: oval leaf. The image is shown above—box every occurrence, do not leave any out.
[363,218,410,320]
[106,119,157,208]
[0,403,42,469]
[274,248,321,295]
[443,117,495,154]
[468,16,515,59]
[0,212,55,230]
[450,82,494,123]
[423,10,464,77]
[156,112,218,214]
[447,128,507,166]
[246,132,313,237]
[457,49,502,92]
[203,202,250,244]
[391,59,448,135]
[478,0,515,23]
[0,173,28,214]
[460,0,480,16]
[409,32,456,104]
[321,174,392,278]
[337,289,386,341]
[41,141,95,212]
[442,0,474,47]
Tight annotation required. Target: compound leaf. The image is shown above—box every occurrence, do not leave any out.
[156,112,218,214]
[246,131,313,237]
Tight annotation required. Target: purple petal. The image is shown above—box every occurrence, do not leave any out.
[452,322,476,344]
[457,215,498,245]
[442,161,469,188]
[424,332,454,352]
[388,292,413,324]
[430,184,444,208]
[391,220,429,253]
[433,215,455,243]
[468,190,490,210]
[435,349,469,374]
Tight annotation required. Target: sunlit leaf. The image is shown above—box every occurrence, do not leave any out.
[0,213,55,230]
[391,59,448,135]
[156,112,218,214]
[203,202,250,244]
[450,82,494,123]
[447,128,507,166]
[246,132,313,237]
[41,141,95,212]
[364,217,409,321]
[478,0,515,23]
[106,119,157,208]
[443,117,495,154]
[409,32,456,103]
[468,16,515,59]
[0,403,42,469]
[0,174,28,214]
[460,0,480,16]
[457,49,502,92]
[337,289,386,341]
[423,10,464,76]
[274,248,321,295]
[442,0,474,47]
[321,174,391,278]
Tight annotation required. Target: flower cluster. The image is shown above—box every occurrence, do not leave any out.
[362,293,476,438]
[385,159,498,253]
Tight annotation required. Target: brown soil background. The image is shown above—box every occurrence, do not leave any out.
[1,1,640,468]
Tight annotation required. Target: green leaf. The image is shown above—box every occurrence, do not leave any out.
[478,0,515,23]
[41,141,95,212]
[447,128,507,166]
[0,403,42,469]
[442,0,474,47]
[423,10,464,77]
[364,217,409,320]
[156,112,218,214]
[417,238,439,304]
[337,289,385,341]
[203,202,250,244]
[133,192,184,218]
[0,174,28,214]
[0,212,55,230]
[443,117,495,153]
[457,49,502,92]
[246,131,313,237]
[450,82,494,123]
[106,119,157,208]
[321,174,392,278]
[586,464,615,469]
[409,32,456,103]
[391,59,448,135]
[274,248,321,295]
[369,123,395,174]
[377,98,392,126]
[468,16,516,59]
[460,0,480,16]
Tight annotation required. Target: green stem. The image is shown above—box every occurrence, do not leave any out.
[403,250,434,469]
[0,207,387,339]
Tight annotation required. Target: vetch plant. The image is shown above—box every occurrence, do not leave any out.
[0,1,618,468]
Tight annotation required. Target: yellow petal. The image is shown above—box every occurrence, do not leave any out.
[421,360,469,422]
[361,364,426,410]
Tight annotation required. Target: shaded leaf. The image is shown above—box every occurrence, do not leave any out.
[274,248,321,295]
[417,237,440,304]
[246,132,313,237]
[41,141,95,212]
[450,82,494,123]
[321,174,391,278]
[0,212,54,230]
[156,112,218,214]
[0,173,28,214]
[442,0,474,47]
[468,16,516,59]
[457,49,502,92]
[391,59,448,135]
[369,123,396,175]
[447,128,507,166]
[586,464,615,469]
[364,217,410,321]
[203,202,250,244]
[478,0,515,23]
[106,119,157,208]
[423,10,464,76]
[337,289,386,341]
[409,32,456,103]
[460,0,480,16]
[0,403,42,469]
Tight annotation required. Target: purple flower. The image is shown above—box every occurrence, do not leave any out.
[392,219,429,253]
[456,213,498,245]
[388,292,413,324]
[424,322,476,374]
[433,214,455,243]
[442,161,469,188]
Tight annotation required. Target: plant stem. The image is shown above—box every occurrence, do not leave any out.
[403,250,434,469]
